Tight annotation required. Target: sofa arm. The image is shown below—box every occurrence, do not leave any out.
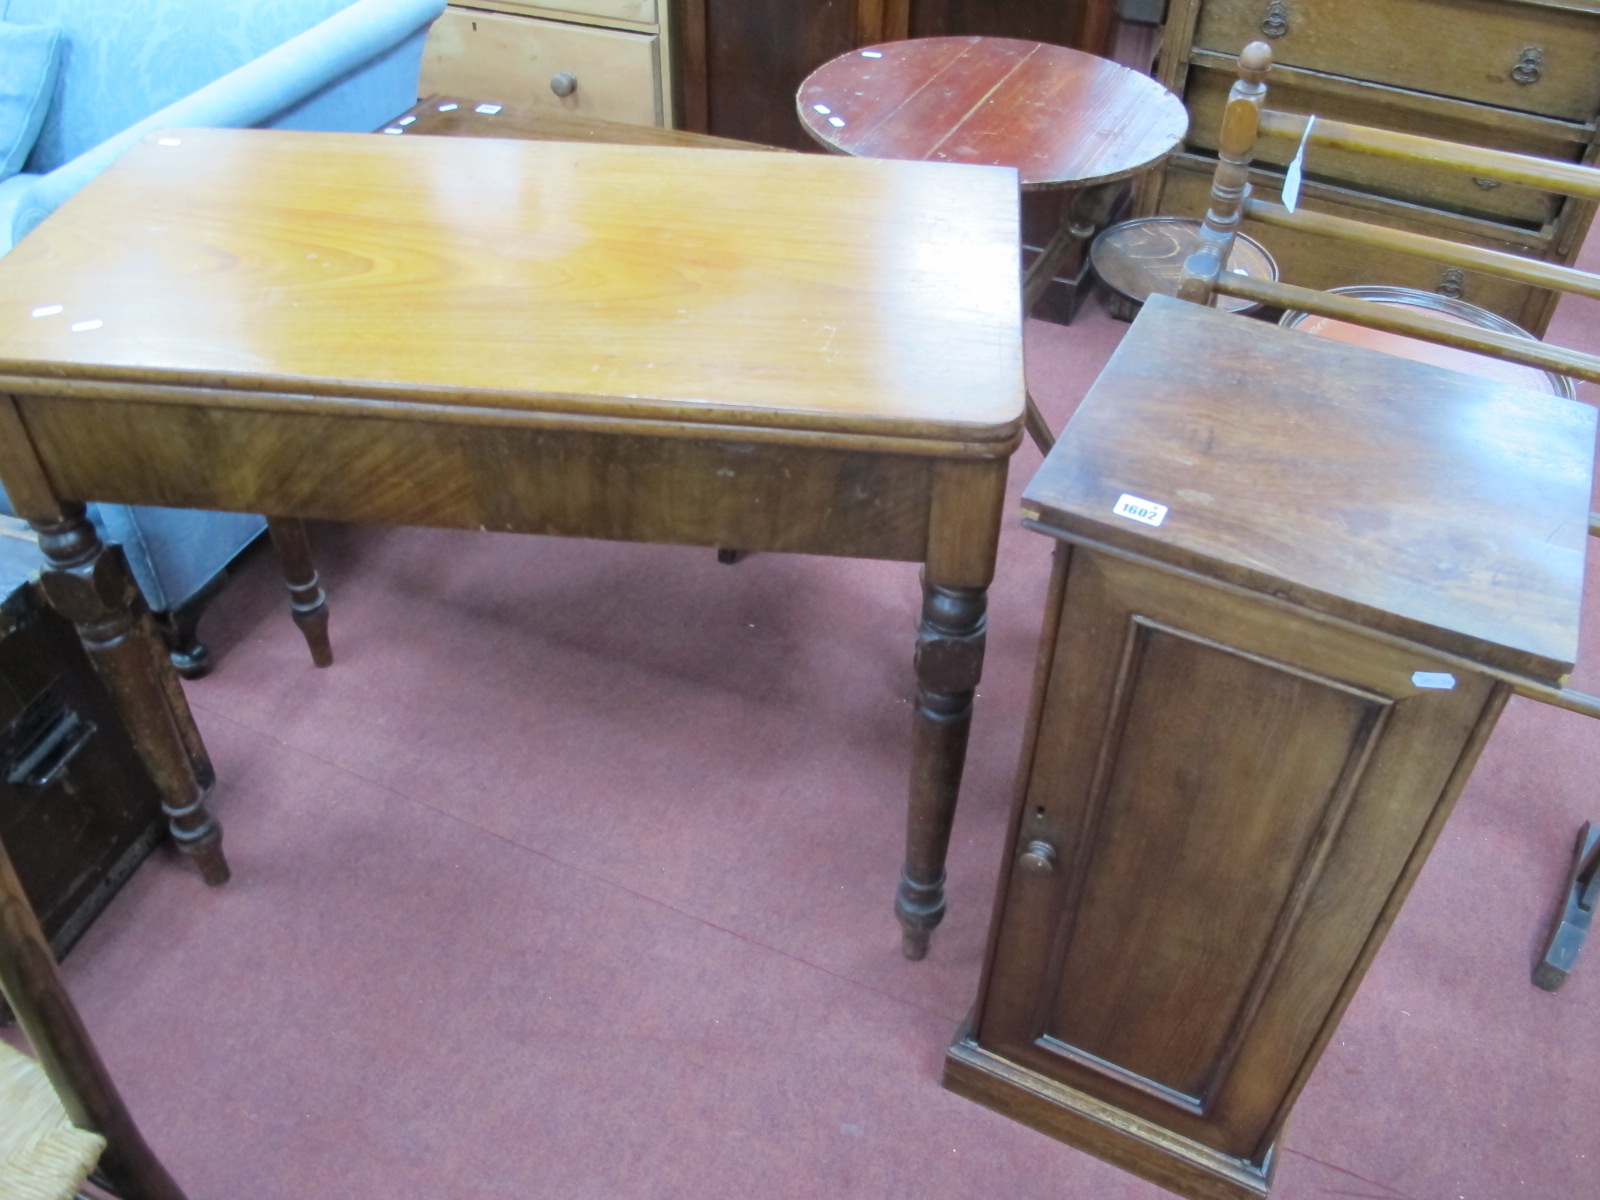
[10,0,445,246]
[0,175,44,259]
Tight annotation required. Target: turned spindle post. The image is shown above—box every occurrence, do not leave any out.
[267,517,333,668]
[0,835,191,1200]
[1178,40,1273,306]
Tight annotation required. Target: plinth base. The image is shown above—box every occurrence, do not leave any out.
[944,1031,1276,1200]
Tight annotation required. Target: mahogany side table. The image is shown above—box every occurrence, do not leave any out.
[0,127,1025,960]
[945,296,1594,1197]
[797,36,1188,451]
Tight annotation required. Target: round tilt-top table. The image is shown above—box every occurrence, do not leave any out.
[797,37,1188,451]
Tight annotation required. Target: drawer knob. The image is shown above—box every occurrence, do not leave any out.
[550,71,578,98]
[1511,47,1543,86]
[1019,839,1058,875]
[1260,0,1290,38]
[1436,268,1466,299]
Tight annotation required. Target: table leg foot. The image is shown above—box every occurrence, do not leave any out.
[267,518,333,668]
[31,505,230,887]
[166,634,214,680]
[1024,389,1056,455]
[900,579,987,959]
[167,801,230,886]
[1533,820,1599,992]
[896,869,946,961]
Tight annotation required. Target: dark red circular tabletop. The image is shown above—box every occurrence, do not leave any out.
[797,37,1188,190]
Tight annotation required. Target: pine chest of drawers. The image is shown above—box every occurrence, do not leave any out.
[1144,0,1600,333]
[421,0,674,127]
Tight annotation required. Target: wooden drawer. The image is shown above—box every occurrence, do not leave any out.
[1193,0,1600,122]
[461,0,658,25]
[1158,154,1550,328]
[422,8,663,125]
[1185,55,1583,227]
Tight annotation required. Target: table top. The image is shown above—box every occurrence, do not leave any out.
[1022,296,1595,682]
[796,37,1188,190]
[0,128,1024,450]
[385,95,793,153]
[1090,216,1276,313]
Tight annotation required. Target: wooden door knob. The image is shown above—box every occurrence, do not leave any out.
[1019,839,1057,875]
[550,72,578,98]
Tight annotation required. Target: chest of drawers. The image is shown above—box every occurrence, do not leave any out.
[421,0,674,127]
[1145,0,1600,333]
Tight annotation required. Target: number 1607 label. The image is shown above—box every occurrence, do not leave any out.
[1112,493,1168,527]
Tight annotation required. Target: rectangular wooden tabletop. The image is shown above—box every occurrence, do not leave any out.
[1023,295,1595,682]
[0,128,1024,451]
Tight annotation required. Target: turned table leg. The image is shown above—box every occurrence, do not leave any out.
[30,505,229,885]
[897,458,1008,959]
[266,517,333,668]
[898,579,988,960]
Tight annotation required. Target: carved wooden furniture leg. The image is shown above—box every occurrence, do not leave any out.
[1533,820,1600,992]
[152,569,227,680]
[0,834,190,1200]
[899,579,988,960]
[266,517,332,668]
[29,505,229,886]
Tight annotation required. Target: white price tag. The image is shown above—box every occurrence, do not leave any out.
[1411,671,1457,690]
[1281,115,1316,214]
[1112,494,1168,527]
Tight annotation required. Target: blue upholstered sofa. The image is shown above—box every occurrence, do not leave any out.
[0,0,445,671]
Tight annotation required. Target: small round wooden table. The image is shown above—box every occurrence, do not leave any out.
[797,37,1188,452]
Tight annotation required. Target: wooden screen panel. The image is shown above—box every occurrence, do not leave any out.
[676,0,1119,144]
[910,0,1117,56]
[701,0,861,148]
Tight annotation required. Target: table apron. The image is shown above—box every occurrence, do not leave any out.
[16,394,966,564]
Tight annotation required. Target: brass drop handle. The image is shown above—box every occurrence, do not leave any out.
[550,71,578,98]
[1018,839,1058,875]
[1260,0,1290,38]
[1511,47,1543,86]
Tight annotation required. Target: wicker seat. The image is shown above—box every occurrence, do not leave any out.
[0,1042,105,1200]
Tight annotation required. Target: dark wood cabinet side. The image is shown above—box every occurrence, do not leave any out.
[911,0,1116,52]
[673,0,1120,146]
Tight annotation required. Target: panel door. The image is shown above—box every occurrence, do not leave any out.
[974,546,1499,1161]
